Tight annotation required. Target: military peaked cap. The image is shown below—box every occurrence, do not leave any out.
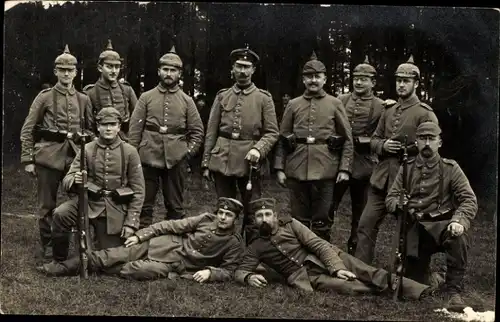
[96,107,122,124]
[230,45,260,66]
[416,121,441,137]
[217,197,244,216]
[249,198,276,215]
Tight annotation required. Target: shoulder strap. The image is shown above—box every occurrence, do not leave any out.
[120,142,126,186]
[438,160,444,209]
[118,82,129,119]
[364,97,376,136]
[52,88,58,127]
[91,143,98,181]
[95,84,103,112]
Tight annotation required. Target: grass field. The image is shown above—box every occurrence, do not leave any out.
[1,162,496,319]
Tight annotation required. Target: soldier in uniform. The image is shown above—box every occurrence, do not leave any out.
[329,56,385,254]
[83,40,138,140]
[128,46,204,228]
[201,46,279,243]
[38,197,244,283]
[235,198,433,300]
[274,51,353,241]
[42,107,145,266]
[386,121,477,308]
[354,55,440,265]
[19,44,93,262]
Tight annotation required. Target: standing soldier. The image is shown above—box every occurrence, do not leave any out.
[201,45,279,243]
[386,121,477,309]
[274,51,353,241]
[19,44,93,263]
[329,56,385,254]
[354,55,439,265]
[128,46,204,228]
[84,39,138,140]
[46,107,145,265]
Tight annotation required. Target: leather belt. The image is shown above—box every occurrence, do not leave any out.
[218,131,261,141]
[295,137,328,145]
[101,189,113,196]
[145,124,186,135]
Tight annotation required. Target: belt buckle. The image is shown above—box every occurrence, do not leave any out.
[306,136,316,144]
[159,126,168,134]
[66,132,74,139]
[102,190,112,196]
[231,132,240,139]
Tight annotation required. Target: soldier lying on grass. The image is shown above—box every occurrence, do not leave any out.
[235,198,437,300]
[37,197,244,282]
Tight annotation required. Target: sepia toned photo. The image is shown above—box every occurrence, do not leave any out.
[1,1,498,320]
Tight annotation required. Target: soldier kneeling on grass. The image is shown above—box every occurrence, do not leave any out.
[37,197,245,282]
[385,121,478,310]
[235,198,436,300]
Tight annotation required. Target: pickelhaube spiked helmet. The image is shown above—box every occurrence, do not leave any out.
[159,45,183,68]
[302,50,327,75]
[395,54,420,79]
[54,44,77,68]
[353,55,377,77]
[98,39,122,65]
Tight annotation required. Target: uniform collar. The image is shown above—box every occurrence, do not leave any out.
[97,77,119,89]
[303,89,326,100]
[351,91,374,100]
[54,82,76,95]
[96,136,122,149]
[415,152,441,169]
[157,83,180,93]
[232,83,256,95]
[398,94,420,110]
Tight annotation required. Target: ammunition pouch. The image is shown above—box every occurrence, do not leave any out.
[111,187,135,204]
[280,133,297,153]
[354,136,371,154]
[326,135,346,152]
[87,182,103,201]
[414,208,454,222]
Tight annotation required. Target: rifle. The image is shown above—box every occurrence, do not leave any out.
[391,135,409,301]
[76,66,91,279]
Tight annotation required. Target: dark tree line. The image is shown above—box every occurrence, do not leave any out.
[3,2,498,215]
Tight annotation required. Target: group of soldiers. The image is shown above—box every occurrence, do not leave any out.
[21,39,478,310]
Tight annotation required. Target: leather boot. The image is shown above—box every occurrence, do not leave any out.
[347,236,357,255]
[311,221,331,242]
[37,256,81,276]
[52,234,70,262]
[37,215,53,262]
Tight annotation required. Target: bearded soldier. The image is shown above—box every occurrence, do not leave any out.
[355,55,439,265]
[274,51,353,241]
[201,45,279,243]
[84,39,138,140]
[42,107,145,266]
[330,56,385,254]
[19,44,93,263]
[128,46,204,228]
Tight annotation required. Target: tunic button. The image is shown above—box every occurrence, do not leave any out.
[418,200,422,203]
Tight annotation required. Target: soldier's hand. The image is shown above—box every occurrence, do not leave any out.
[247,274,268,288]
[202,169,213,182]
[336,269,357,281]
[336,171,350,183]
[193,269,211,283]
[124,235,140,247]
[245,148,261,163]
[383,139,402,154]
[24,164,37,177]
[276,171,287,187]
[74,171,83,184]
[121,226,135,239]
[447,222,465,237]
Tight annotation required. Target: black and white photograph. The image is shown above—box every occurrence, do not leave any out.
[1,1,498,320]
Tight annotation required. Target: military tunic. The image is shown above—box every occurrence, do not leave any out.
[51,136,145,258]
[235,214,429,299]
[19,83,93,252]
[128,83,204,226]
[84,213,244,281]
[385,154,477,290]
[355,94,439,265]
[84,78,138,136]
[331,92,384,254]
[202,83,279,241]
[273,89,353,237]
